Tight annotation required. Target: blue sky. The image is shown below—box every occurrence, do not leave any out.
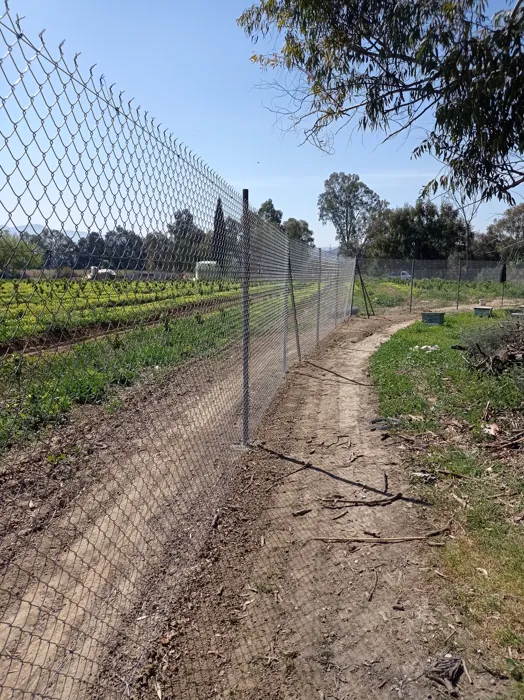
[3,0,519,248]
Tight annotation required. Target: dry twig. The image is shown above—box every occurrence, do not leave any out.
[304,360,372,387]
[332,510,349,521]
[314,521,451,545]
[321,493,402,509]
[368,570,379,602]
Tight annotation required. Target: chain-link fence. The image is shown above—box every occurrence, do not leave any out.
[357,258,524,314]
[0,8,355,697]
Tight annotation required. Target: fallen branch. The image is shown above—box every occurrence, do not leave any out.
[313,521,451,545]
[485,431,524,450]
[304,360,372,387]
[266,464,308,491]
[397,433,417,443]
[251,443,314,490]
[488,490,518,499]
[321,493,402,509]
[463,659,473,685]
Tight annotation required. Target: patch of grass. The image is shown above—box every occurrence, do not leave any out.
[0,307,243,450]
[354,276,524,313]
[370,312,522,429]
[0,280,325,452]
[371,312,524,696]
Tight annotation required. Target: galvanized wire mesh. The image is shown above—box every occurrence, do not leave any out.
[0,8,355,698]
[358,258,524,313]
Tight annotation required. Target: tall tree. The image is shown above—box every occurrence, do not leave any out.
[167,209,205,272]
[143,232,174,273]
[283,218,314,247]
[212,197,227,268]
[318,173,384,256]
[239,1,524,203]
[366,200,467,260]
[445,192,481,263]
[0,232,43,274]
[105,227,144,270]
[39,229,78,269]
[483,204,524,261]
[258,199,283,227]
[76,232,106,270]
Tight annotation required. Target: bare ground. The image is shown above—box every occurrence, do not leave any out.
[138,314,507,700]
[1,309,510,699]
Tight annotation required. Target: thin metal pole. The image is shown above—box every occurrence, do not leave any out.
[344,257,353,318]
[409,259,416,313]
[282,238,289,373]
[456,259,462,310]
[241,189,250,446]
[363,274,375,316]
[316,248,321,344]
[335,252,340,327]
[288,254,302,362]
[356,260,370,318]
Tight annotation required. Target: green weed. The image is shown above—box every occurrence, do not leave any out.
[371,312,524,696]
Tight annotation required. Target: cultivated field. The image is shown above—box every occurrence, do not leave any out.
[354,276,524,311]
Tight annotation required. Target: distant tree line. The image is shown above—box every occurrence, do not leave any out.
[257,198,315,247]
[316,172,524,262]
[0,207,242,274]
[3,184,522,276]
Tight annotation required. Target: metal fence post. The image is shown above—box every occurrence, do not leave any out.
[456,259,462,310]
[242,189,250,446]
[316,248,321,344]
[409,259,416,313]
[335,252,340,327]
[348,257,357,318]
[288,253,302,362]
[282,237,289,373]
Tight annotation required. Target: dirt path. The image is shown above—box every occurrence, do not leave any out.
[147,314,498,699]
[0,286,335,699]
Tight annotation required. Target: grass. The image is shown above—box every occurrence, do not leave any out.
[353,277,524,313]
[0,307,243,449]
[370,312,523,427]
[370,313,524,696]
[0,279,324,452]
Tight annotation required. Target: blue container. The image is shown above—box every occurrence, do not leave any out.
[421,312,445,326]
[474,306,493,317]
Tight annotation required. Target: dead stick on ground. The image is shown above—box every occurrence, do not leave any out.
[368,570,379,602]
[328,454,364,469]
[463,659,473,685]
[266,465,308,491]
[436,469,470,479]
[383,471,389,493]
[485,431,524,449]
[304,360,373,387]
[450,492,468,508]
[250,443,314,490]
[313,521,452,545]
[321,493,402,508]
[332,510,349,521]
[443,628,457,645]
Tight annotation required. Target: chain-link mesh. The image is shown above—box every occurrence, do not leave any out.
[357,258,524,312]
[0,8,356,697]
